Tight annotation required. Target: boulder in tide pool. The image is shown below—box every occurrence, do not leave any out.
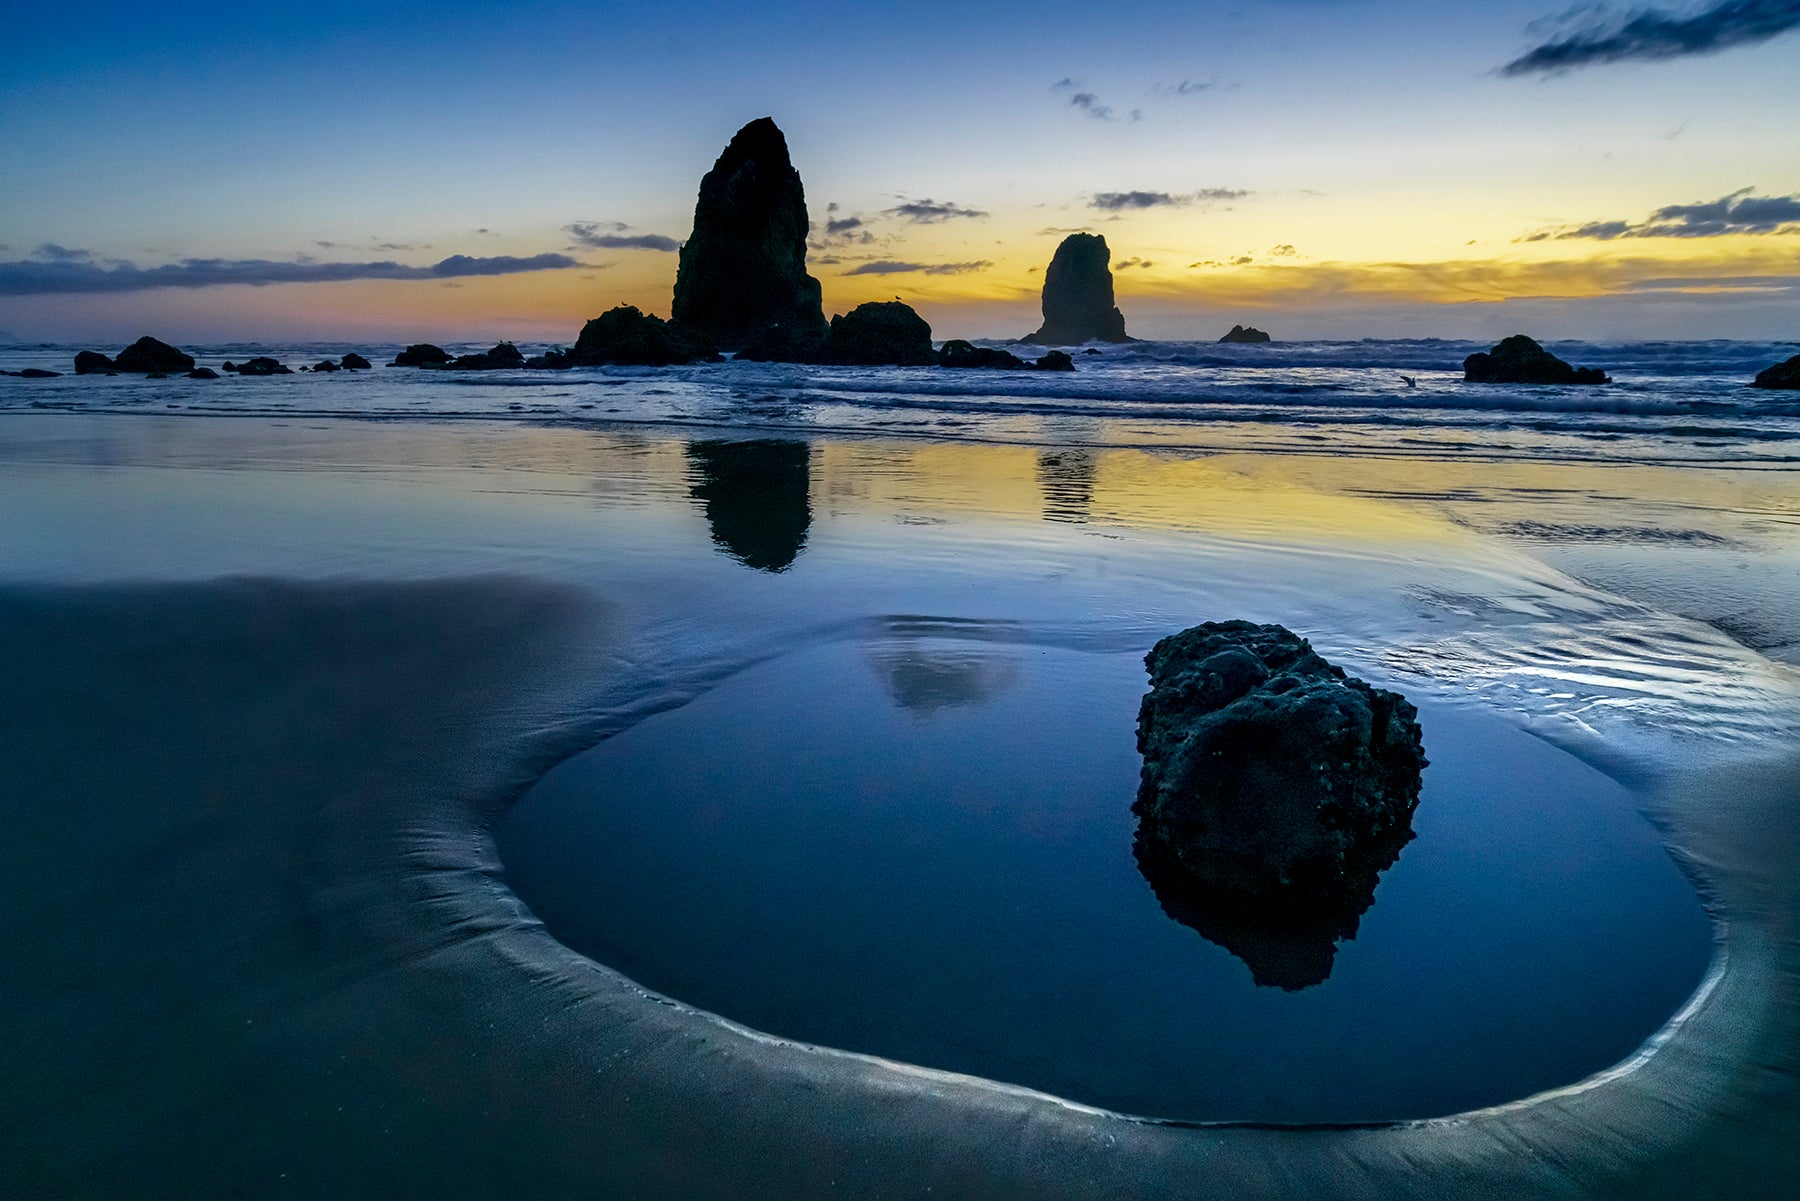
[1751,353,1800,390]
[1464,335,1608,385]
[1133,621,1426,987]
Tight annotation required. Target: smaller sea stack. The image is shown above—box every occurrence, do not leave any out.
[1023,233,1130,345]
[1464,335,1609,385]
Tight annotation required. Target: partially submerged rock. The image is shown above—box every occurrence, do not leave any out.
[113,336,196,374]
[819,301,935,366]
[73,350,116,374]
[1022,233,1130,345]
[228,357,293,376]
[569,306,718,366]
[1035,350,1074,372]
[670,117,826,351]
[340,352,372,370]
[1134,621,1426,989]
[313,359,341,373]
[1752,353,1800,390]
[18,368,61,378]
[186,367,220,379]
[1464,335,1609,385]
[939,340,1029,370]
[1219,324,1271,344]
[390,343,453,368]
[437,342,524,371]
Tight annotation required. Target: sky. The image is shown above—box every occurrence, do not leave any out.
[1,0,1797,343]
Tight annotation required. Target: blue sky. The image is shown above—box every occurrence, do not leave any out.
[3,0,1797,341]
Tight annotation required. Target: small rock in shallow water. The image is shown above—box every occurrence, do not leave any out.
[186,368,220,379]
[340,352,372,370]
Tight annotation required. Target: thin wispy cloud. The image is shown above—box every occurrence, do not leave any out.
[1519,188,1800,240]
[1503,0,1800,75]
[842,260,992,276]
[565,221,680,251]
[1092,188,1247,211]
[0,251,585,295]
[36,243,93,262]
[883,199,990,223]
[1052,78,1138,121]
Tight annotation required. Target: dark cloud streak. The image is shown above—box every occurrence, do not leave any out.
[0,252,585,295]
[1521,189,1800,240]
[841,260,991,276]
[1503,0,1800,75]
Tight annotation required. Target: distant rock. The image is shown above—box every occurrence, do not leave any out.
[19,368,61,378]
[1219,325,1271,344]
[817,302,935,366]
[569,305,718,366]
[1022,233,1130,345]
[74,350,116,374]
[186,368,220,379]
[313,359,341,373]
[1082,348,1102,355]
[229,357,293,376]
[670,117,827,351]
[1464,335,1609,385]
[113,336,196,374]
[1751,353,1800,390]
[340,352,372,370]
[435,342,525,371]
[390,343,454,368]
[1134,621,1426,988]
[1034,350,1075,372]
[939,339,1029,370]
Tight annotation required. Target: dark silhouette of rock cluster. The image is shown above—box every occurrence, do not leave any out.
[73,337,194,375]
[1022,233,1130,345]
[1464,335,1609,385]
[937,340,1074,371]
[225,357,292,376]
[1752,353,1800,390]
[1219,325,1271,344]
[391,343,453,367]
[567,305,718,366]
[671,117,826,352]
[1133,621,1426,990]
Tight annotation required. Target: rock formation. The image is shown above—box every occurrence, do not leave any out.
[939,340,1029,370]
[186,368,220,379]
[73,351,116,374]
[438,343,525,371]
[686,439,812,572]
[313,359,341,373]
[340,353,372,370]
[390,344,453,368]
[1219,325,1271,344]
[817,302,935,366]
[18,368,61,378]
[1464,335,1609,385]
[1134,621,1426,989]
[227,357,293,376]
[670,117,826,351]
[1034,350,1074,371]
[113,337,195,374]
[1752,353,1800,390]
[568,306,717,366]
[1022,233,1130,345]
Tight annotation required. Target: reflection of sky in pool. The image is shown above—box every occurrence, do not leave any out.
[498,636,1714,1125]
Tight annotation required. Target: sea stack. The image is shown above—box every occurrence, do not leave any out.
[1464,335,1609,385]
[670,118,826,351]
[1023,233,1130,345]
[1219,325,1271,344]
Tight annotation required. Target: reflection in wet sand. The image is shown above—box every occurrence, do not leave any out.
[687,439,812,572]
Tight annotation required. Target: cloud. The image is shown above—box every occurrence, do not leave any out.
[35,243,93,261]
[565,222,680,251]
[0,251,585,295]
[1091,188,1248,211]
[825,216,864,235]
[883,199,990,223]
[1069,92,1115,120]
[1037,226,1093,236]
[1503,0,1800,75]
[1520,188,1800,240]
[1115,257,1155,269]
[1270,244,1298,257]
[842,260,992,276]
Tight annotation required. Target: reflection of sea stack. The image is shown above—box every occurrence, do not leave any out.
[1133,621,1426,989]
[1036,449,1097,523]
[1023,234,1130,345]
[671,118,827,352]
[685,439,812,572]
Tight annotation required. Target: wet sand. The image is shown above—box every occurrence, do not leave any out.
[2,413,1797,1198]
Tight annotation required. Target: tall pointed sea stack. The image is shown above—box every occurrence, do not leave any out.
[1023,233,1130,344]
[671,118,826,351]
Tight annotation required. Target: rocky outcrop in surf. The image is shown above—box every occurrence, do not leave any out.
[390,344,453,368]
[73,337,194,375]
[1134,621,1426,989]
[1752,353,1800,390]
[225,357,293,376]
[1464,335,1609,385]
[670,118,826,352]
[1022,233,1130,345]
[568,305,718,366]
[1219,325,1271,344]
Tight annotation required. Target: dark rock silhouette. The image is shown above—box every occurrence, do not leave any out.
[113,337,195,374]
[1752,353,1800,390]
[340,352,372,370]
[228,357,293,376]
[313,359,341,373]
[1035,350,1075,371]
[73,350,116,374]
[1134,621,1426,989]
[670,118,826,351]
[186,368,220,379]
[1022,233,1130,345]
[939,340,1030,370]
[435,342,525,371]
[569,305,718,366]
[390,343,453,368]
[686,439,811,572]
[18,368,61,378]
[820,301,935,365]
[1464,335,1609,385]
[1219,325,1271,344]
